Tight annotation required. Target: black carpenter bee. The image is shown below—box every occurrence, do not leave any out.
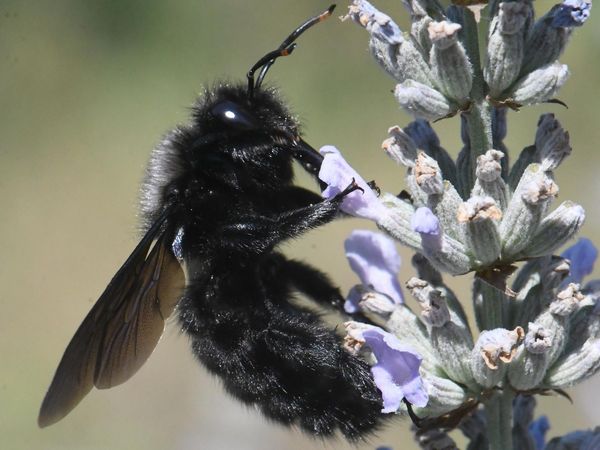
[38,5,384,439]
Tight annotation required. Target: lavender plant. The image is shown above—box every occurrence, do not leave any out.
[318,0,597,448]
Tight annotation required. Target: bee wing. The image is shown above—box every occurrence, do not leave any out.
[38,216,185,428]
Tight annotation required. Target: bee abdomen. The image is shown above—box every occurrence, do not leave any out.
[180,292,384,439]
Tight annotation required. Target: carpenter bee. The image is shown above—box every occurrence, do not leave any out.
[38,5,384,439]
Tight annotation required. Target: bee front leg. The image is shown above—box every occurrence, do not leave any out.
[221,181,361,254]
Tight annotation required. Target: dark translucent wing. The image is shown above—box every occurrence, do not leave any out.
[38,215,185,427]
[94,234,184,388]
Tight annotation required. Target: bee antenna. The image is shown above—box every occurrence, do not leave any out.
[247,4,336,96]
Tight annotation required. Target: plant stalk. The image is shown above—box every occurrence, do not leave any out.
[484,390,515,450]
[461,7,494,194]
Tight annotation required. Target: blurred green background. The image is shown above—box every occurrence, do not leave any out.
[1,1,599,449]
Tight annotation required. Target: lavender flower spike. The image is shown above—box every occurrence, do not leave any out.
[562,237,598,284]
[345,230,404,310]
[319,145,387,221]
[345,323,428,413]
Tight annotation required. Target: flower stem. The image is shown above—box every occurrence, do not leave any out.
[461,7,494,193]
[484,390,514,450]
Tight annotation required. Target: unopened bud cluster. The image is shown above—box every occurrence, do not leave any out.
[346,0,590,119]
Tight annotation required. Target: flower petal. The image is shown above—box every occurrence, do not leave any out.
[319,145,387,221]
[362,327,428,412]
[411,207,440,235]
[562,237,598,284]
[344,285,363,314]
[345,230,403,304]
[529,416,550,450]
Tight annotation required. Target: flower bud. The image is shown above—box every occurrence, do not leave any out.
[522,0,591,74]
[458,196,503,266]
[414,152,444,196]
[416,376,468,417]
[428,21,473,104]
[552,0,592,28]
[545,338,600,389]
[394,80,454,121]
[471,327,525,388]
[369,36,435,85]
[411,253,470,329]
[510,62,570,106]
[346,1,435,85]
[521,201,585,258]
[532,284,584,366]
[508,322,553,390]
[499,164,558,258]
[383,126,418,167]
[472,150,508,210]
[407,278,476,387]
[346,285,398,317]
[404,120,458,186]
[535,113,572,172]
[485,2,530,97]
[544,295,600,389]
[515,256,571,326]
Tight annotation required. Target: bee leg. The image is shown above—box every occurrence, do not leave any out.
[270,186,323,212]
[256,310,385,439]
[221,183,360,254]
[269,254,346,310]
[269,255,380,325]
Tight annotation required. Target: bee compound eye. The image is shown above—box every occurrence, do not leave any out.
[210,100,257,130]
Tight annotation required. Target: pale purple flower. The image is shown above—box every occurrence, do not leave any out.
[410,207,440,235]
[529,416,550,450]
[346,0,403,44]
[362,327,428,412]
[344,286,364,314]
[411,207,442,252]
[551,0,592,28]
[319,145,387,221]
[344,230,403,313]
[562,237,598,284]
